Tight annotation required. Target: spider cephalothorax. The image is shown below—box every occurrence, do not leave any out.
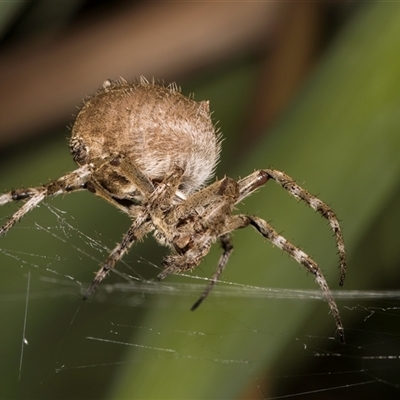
[0,78,346,342]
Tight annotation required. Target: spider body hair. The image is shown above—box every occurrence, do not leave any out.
[0,78,346,342]
[70,77,221,198]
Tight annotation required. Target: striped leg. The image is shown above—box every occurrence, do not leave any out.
[237,169,346,286]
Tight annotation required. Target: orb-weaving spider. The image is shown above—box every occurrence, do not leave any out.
[0,78,346,342]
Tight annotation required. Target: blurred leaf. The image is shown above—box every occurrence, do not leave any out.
[111,4,400,399]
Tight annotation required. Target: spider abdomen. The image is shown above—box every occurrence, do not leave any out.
[70,78,221,195]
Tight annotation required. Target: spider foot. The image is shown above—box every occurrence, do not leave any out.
[157,257,178,281]
[83,262,112,300]
[82,283,96,300]
[191,297,204,311]
[337,326,345,344]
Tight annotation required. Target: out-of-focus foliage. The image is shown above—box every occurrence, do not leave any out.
[112,4,400,399]
[1,3,400,400]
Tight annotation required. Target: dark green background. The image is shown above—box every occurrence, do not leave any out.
[1,3,400,399]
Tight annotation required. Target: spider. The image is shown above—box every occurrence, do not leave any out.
[0,78,346,342]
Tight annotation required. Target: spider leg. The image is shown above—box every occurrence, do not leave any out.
[0,188,40,205]
[90,154,155,203]
[85,165,185,298]
[83,213,153,299]
[0,166,91,237]
[191,234,233,311]
[157,177,238,282]
[0,190,46,236]
[237,170,346,286]
[247,214,344,343]
[147,165,185,209]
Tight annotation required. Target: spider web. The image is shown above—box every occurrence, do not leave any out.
[1,200,400,399]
